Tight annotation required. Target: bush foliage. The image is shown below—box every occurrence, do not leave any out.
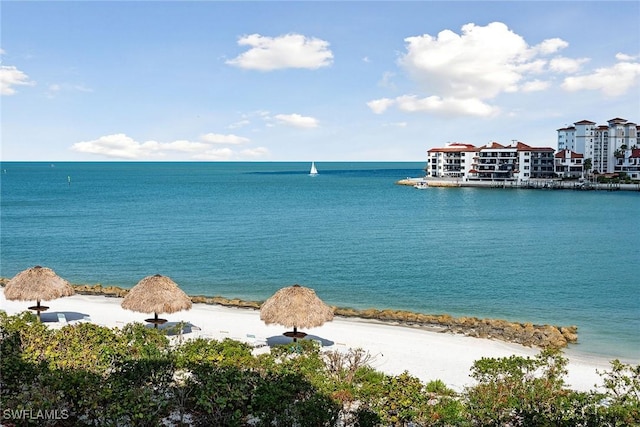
[1,312,638,426]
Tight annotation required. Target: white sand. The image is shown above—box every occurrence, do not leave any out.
[0,291,613,393]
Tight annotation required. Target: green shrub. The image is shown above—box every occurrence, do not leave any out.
[597,359,640,426]
[173,337,254,369]
[462,350,640,426]
[251,372,314,426]
[1,313,639,427]
[464,349,569,425]
[187,365,258,427]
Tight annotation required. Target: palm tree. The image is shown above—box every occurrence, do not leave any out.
[583,158,592,180]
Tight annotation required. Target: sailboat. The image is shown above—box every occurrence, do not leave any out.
[309,161,318,176]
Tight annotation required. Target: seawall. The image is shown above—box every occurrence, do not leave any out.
[397,177,640,191]
[0,279,578,349]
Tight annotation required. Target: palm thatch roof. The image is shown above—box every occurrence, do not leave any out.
[4,266,74,302]
[260,284,334,329]
[121,274,192,315]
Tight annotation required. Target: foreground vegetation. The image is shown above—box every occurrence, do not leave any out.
[1,312,638,426]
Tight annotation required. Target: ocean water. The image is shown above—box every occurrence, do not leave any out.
[1,162,638,362]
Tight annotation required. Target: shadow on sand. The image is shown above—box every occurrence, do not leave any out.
[144,321,199,335]
[266,334,334,347]
[40,311,89,323]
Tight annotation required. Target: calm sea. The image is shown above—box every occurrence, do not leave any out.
[1,162,638,361]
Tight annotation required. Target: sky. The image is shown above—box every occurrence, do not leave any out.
[1,1,639,161]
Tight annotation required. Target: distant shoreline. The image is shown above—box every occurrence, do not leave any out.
[397,177,640,191]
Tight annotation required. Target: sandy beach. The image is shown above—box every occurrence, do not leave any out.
[0,291,614,393]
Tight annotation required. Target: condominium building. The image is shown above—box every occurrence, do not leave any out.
[557,118,638,175]
[554,149,584,179]
[424,117,639,183]
[614,148,640,179]
[425,143,477,179]
[426,141,555,182]
[557,120,595,154]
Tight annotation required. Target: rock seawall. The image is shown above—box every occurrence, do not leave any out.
[1,280,578,349]
[333,307,578,349]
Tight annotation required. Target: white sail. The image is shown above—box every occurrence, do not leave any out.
[309,161,318,175]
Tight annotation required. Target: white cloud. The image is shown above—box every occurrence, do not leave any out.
[163,140,210,152]
[228,119,251,129]
[383,122,408,128]
[70,130,265,160]
[274,113,319,128]
[240,147,270,158]
[562,61,640,96]
[193,146,269,161]
[549,56,589,73]
[399,22,534,99]
[193,148,235,161]
[71,134,156,159]
[395,95,499,117]
[200,133,250,144]
[368,95,498,117]
[514,59,547,74]
[371,21,581,117]
[521,79,551,92]
[616,52,638,61]
[226,33,333,71]
[532,38,569,55]
[367,98,395,114]
[0,65,35,95]
[70,133,231,159]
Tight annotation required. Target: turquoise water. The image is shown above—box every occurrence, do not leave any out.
[1,162,638,361]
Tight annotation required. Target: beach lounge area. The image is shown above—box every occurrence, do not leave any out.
[0,290,612,393]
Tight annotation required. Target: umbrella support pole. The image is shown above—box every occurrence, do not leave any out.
[27,299,50,322]
[143,312,168,329]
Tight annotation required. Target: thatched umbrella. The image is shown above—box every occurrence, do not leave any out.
[260,284,334,342]
[121,274,192,328]
[4,265,75,321]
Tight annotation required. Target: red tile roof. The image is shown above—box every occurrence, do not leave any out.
[513,141,555,151]
[428,143,478,153]
[480,142,506,149]
[554,149,584,159]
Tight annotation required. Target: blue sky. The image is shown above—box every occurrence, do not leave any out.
[2,1,639,161]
